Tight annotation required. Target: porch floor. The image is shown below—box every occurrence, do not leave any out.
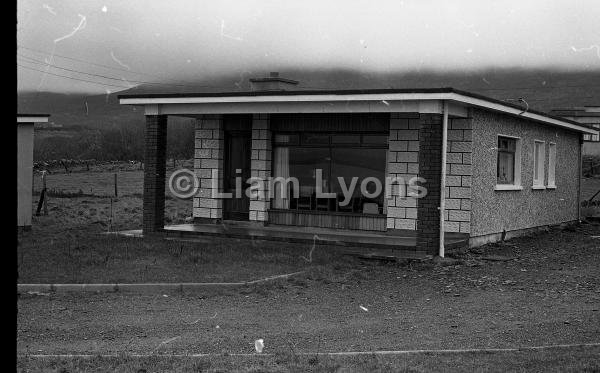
[118,221,469,258]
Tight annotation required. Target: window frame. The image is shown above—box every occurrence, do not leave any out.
[271,131,389,214]
[547,142,557,189]
[532,139,546,189]
[495,135,522,191]
[273,131,389,149]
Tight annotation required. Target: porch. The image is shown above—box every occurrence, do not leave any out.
[120,221,469,258]
[120,87,478,256]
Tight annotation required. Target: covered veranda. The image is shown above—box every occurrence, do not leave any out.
[119,88,491,256]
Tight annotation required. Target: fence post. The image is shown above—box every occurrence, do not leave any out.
[36,171,48,216]
[42,171,48,215]
[114,173,118,197]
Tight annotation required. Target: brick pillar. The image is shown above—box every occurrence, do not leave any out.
[143,115,167,233]
[416,114,443,255]
[249,114,271,223]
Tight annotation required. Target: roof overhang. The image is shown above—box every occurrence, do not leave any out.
[119,89,598,135]
[17,114,50,124]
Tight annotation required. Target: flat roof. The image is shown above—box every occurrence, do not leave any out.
[17,113,50,117]
[119,87,598,134]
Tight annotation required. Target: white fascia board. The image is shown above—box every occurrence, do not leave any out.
[149,100,444,116]
[17,116,49,123]
[121,92,597,134]
[121,92,451,105]
[447,93,598,135]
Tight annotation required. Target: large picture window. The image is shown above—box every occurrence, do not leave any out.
[272,132,388,214]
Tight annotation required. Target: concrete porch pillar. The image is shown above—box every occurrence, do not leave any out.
[192,115,224,223]
[249,114,271,223]
[416,113,443,255]
[143,115,167,233]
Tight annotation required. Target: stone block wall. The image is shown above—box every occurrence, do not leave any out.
[386,114,421,230]
[192,115,224,221]
[444,117,473,234]
[249,114,272,222]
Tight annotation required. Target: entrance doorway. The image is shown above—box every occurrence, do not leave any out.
[223,115,252,220]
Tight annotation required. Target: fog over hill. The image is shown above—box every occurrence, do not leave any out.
[19,68,600,130]
[17,68,600,161]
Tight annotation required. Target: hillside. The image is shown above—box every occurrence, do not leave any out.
[17,68,599,161]
[18,68,600,129]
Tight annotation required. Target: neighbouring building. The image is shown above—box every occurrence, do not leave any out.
[17,113,49,231]
[119,75,597,256]
[550,106,600,156]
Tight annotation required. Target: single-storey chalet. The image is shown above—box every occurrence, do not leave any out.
[119,76,598,257]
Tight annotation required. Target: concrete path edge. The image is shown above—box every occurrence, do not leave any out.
[17,271,305,294]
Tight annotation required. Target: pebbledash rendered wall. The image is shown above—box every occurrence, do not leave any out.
[470,108,580,240]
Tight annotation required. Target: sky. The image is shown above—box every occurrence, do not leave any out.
[17,0,600,93]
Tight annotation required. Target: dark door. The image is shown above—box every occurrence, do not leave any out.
[223,123,252,220]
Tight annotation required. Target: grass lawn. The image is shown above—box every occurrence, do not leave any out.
[18,194,342,283]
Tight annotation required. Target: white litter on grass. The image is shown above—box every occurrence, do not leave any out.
[359,305,368,312]
[162,294,168,297]
[255,339,264,353]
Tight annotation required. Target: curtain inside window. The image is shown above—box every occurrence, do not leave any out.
[497,152,514,184]
[273,145,290,209]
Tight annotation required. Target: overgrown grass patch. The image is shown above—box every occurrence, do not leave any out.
[17,230,354,284]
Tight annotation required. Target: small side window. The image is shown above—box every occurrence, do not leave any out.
[496,136,522,191]
[497,137,517,184]
[547,142,556,188]
[533,140,545,188]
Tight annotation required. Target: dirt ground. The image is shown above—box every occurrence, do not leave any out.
[17,223,600,371]
[17,167,600,371]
